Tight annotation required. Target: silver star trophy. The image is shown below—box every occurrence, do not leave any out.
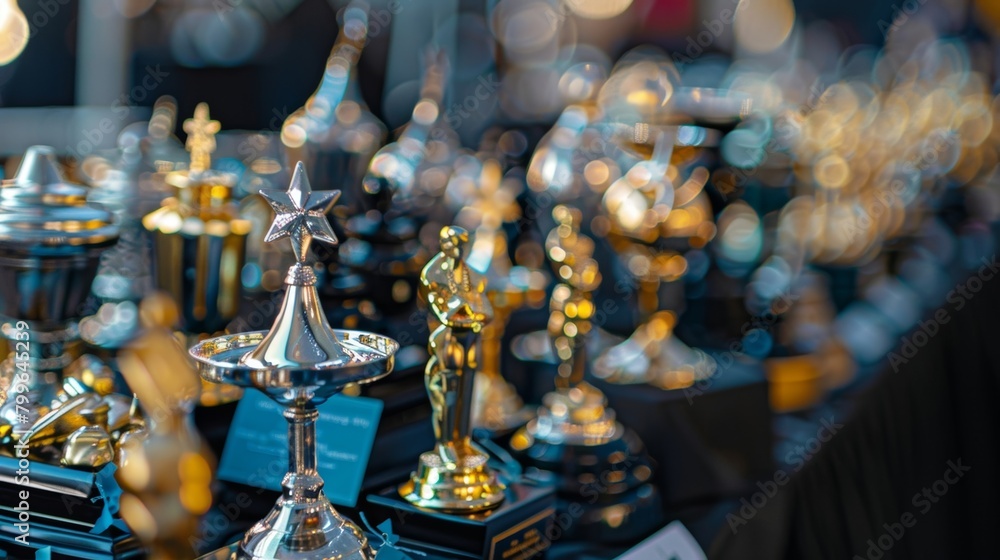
[190,162,399,560]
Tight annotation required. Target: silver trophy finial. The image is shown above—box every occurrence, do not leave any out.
[239,162,357,370]
[259,161,340,262]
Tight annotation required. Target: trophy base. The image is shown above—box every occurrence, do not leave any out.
[237,491,374,560]
[399,450,506,512]
[593,351,773,509]
[510,421,664,544]
[365,478,555,560]
[548,477,663,544]
[0,517,142,560]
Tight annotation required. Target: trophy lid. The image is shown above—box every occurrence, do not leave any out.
[0,146,118,248]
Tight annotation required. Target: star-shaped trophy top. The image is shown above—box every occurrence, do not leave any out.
[260,161,340,262]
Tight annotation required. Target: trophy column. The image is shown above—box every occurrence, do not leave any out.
[511,206,663,543]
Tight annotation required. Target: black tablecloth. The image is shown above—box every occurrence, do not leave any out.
[710,262,1000,559]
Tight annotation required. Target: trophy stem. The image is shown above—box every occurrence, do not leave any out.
[237,400,374,560]
[284,406,321,499]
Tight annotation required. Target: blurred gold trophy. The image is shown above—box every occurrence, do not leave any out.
[143,103,249,405]
[143,102,251,334]
[460,159,545,432]
[523,206,613,433]
[116,293,214,560]
[511,206,662,542]
[399,226,506,512]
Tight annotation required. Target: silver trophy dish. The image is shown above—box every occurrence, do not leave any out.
[190,162,398,560]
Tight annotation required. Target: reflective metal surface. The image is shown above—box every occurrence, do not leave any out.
[189,162,397,560]
[0,145,119,389]
[399,226,506,513]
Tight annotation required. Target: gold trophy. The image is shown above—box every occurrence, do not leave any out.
[514,206,614,438]
[143,102,251,335]
[399,225,506,511]
[365,225,553,559]
[143,103,250,405]
[510,206,662,542]
[459,159,545,433]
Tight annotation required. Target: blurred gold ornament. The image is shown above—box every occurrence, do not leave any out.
[734,0,796,54]
[564,0,633,19]
[116,294,215,560]
[183,103,221,174]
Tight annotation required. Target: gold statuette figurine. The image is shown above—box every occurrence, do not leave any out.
[399,226,506,512]
[536,205,616,437]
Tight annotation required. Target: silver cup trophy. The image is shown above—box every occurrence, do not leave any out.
[0,146,119,394]
[190,162,399,560]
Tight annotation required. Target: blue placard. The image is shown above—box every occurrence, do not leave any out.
[217,391,383,507]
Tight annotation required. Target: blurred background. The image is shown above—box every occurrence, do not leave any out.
[2,0,1000,559]
[0,0,989,148]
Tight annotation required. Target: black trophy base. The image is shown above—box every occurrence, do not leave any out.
[549,477,663,545]
[593,351,773,509]
[511,426,664,545]
[363,478,555,560]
